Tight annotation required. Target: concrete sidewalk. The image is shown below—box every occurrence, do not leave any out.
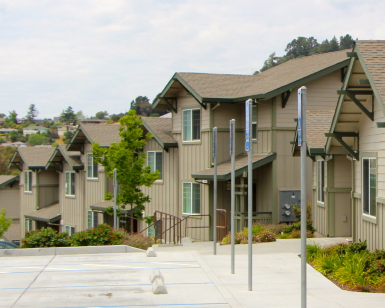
[1,238,385,307]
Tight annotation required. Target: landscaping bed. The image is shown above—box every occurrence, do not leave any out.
[307,241,385,292]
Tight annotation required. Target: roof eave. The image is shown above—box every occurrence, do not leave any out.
[0,176,19,188]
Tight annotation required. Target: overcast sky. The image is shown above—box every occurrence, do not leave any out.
[0,0,384,119]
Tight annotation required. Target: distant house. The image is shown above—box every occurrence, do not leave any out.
[0,175,20,243]
[22,126,49,135]
[56,125,77,136]
[0,128,17,134]
[78,119,107,124]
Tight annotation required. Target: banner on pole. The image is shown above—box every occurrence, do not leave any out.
[230,120,234,155]
[298,89,302,146]
[213,127,217,157]
[245,100,251,151]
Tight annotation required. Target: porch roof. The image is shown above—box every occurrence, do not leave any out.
[192,152,276,181]
[90,200,138,215]
[25,203,61,223]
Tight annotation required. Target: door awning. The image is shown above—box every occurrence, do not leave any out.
[25,203,61,223]
[192,152,276,181]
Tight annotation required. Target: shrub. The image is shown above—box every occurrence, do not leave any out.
[22,228,72,248]
[120,232,155,250]
[71,224,123,246]
[282,220,315,234]
[307,243,323,262]
[266,223,286,235]
[254,230,276,243]
[221,224,276,244]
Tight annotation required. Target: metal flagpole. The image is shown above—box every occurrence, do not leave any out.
[245,99,253,291]
[213,127,218,255]
[113,168,117,230]
[298,86,307,308]
[230,119,236,274]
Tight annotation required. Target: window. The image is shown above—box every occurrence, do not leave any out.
[182,109,200,141]
[252,106,257,140]
[65,226,75,236]
[182,183,201,214]
[65,172,75,196]
[317,160,325,203]
[24,171,32,192]
[363,158,376,217]
[25,218,32,232]
[148,151,163,180]
[87,211,99,229]
[87,153,98,178]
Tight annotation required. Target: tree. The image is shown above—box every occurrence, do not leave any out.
[26,104,39,122]
[130,96,152,116]
[340,34,354,50]
[0,113,5,118]
[63,131,74,144]
[0,146,18,175]
[92,110,159,233]
[95,111,108,119]
[329,36,339,52]
[28,133,46,146]
[59,106,77,124]
[260,52,279,72]
[0,209,12,239]
[6,110,17,125]
[76,110,85,121]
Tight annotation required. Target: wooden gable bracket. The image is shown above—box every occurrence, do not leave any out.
[51,161,63,173]
[281,90,291,108]
[71,143,84,155]
[337,90,374,121]
[341,67,347,82]
[325,132,359,161]
[11,162,22,171]
[163,97,177,113]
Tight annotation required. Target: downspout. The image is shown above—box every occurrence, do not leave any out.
[346,155,356,242]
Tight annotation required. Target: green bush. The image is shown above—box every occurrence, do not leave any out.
[71,224,123,246]
[120,232,155,250]
[21,228,72,248]
[221,223,276,245]
[282,220,316,234]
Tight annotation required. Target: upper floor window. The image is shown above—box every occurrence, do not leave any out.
[317,160,325,203]
[182,182,201,214]
[24,171,32,192]
[183,109,200,141]
[363,158,376,217]
[87,153,98,178]
[148,151,163,180]
[65,172,75,196]
[252,106,257,140]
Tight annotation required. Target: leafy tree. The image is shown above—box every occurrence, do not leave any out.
[260,52,279,72]
[59,106,77,124]
[0,146,18,175]
[6,110,17,125]
[109,113,126,123]
[329,36,339,52]
[95,111,108,119]
[0,209,12,239]
[130,96,152,116]
[63,131,74,144]
[76,110,85,121]
[0,113,5,118]
[340,34,354,50]
[28,133,46,146]
[26,104,39,122]
[92,110,159,233]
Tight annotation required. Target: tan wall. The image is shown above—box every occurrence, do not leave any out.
[20,167,37,236]
[0,182,20,219]
[276,70,343,127]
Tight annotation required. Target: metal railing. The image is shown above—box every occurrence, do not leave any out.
[216,209,227,242]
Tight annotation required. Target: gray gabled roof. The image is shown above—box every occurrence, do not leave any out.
[46,145,83,171]
[25,203,61,223]
[141,117,177,149]
[0,175,19,188]
[67,124,121,151]
[9,146,56,170]
[154,50,349,108]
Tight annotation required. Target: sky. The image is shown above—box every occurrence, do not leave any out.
[0,0,384,119]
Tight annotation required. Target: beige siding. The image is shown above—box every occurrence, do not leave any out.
[334,155,351,188]
[213,104,244,128]
[60,163,86,232]
[0,182,20,219]
[257,101,272,128]
[254,130,271,154]
[276,70,342,127]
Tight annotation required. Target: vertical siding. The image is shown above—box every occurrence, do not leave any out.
[0,182,20,219]
[213,104,244,128]
[20,166,37,236]
[276,70,342,127]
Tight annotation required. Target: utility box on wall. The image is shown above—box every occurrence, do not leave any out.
[279,190,300,223]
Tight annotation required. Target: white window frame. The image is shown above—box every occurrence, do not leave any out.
[87,153,99,179]
[65,226,75,236]
[316,160,325,203]
[362,157,376,217]
[24,170,32,193]
[148,151,163,181]
[182,108,201,142]
[65,172,75,196]
[182,182,201,215]
[25,218,32,232]
[87,210,99,229]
